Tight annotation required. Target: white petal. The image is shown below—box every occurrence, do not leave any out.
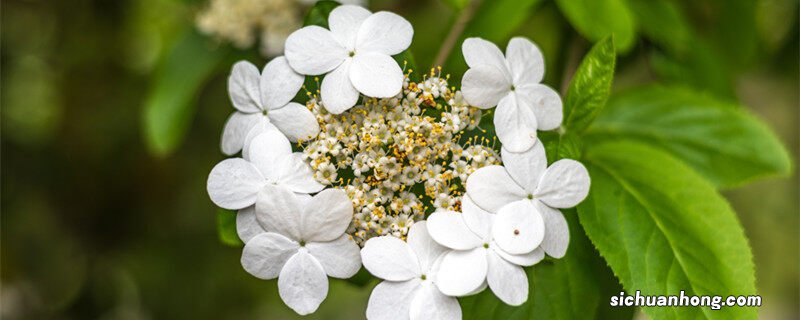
[366,280,421,320]
[461,195,493,241]
[278,251,329,315]
[350,52,404,98]
[493,245,545,267]
[535,159,590,208]
[356,11,413,55]
[494,93,539,153]
[361,236,420,281]
[493,200,544,254]
[276,153,325,194]
[241,232,299,279]
[465,165,526,213]
[228,61,263,113]
[406,222,447,274]
[505,37,544,85]
[320,60,359,114]
[236,206,266,243]
[409,282,462,320]
[328,5,372,50]
[241,118,278,160]
[426,210,483,250]
[301,189,353,242]
[435,248,488,296]
[269,102,321,142]
[245,130,293,180]
[260,56,305,110]
[285,26,347,75]
[221,112,261,156]
[517,83,563,130]
[487,251,528,306]
[461,65,511,109]
[306,234,362,278]
[207,158,264,210]
[255,184,303,241]
[537,202,569,258]
[461,38,511,80]
[500,142,547,193]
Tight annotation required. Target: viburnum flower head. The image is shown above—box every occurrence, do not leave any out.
[222,57,320,155]
[207,130,323,211]
[241,185,361,315]
[361,222,461,320]
[467,142,590,258]
[461,37,563,153]
[285,5,413,113]
[426,196,546,306]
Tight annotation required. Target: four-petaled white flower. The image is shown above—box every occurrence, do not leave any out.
[207,130,324,211]
[285,5,413,114]
[426,196,546,306]
[242,185,361,315]
[466,142,590,258]
[460,37,562,153]
[222,57,320,155]
[361,222,462,320]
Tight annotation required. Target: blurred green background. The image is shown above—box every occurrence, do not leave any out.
[1,0,797,319]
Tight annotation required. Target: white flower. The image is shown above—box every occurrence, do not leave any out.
[466,142,590,258]
[361,222,461,320]
[460,37,562,153]
[221,57,320,155]
[207,130,324,212]
[284,5,413,114]
[241,185,361,315]
[426,197,545,306]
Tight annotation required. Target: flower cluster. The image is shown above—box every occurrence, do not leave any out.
[197,0,364,57]
[206,3,590,319]
[301,72,499,245]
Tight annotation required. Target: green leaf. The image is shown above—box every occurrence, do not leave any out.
[578,141,757,320]
[624,0,691,55]
[650,42,735,99]
[461,211,634,320]
[554,0,636,52]
[562,36,616,133]
[216,209,243,247]
[143,29,225,157]
[303,0,340,28]
[586,85,792,188]
[393,49,419,82]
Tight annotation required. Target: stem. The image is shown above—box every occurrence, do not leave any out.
[433,0,482,68]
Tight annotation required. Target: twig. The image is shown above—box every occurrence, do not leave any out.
[433,0,482,67]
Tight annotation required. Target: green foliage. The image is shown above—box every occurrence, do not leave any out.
[303,0,340,27]
[461,212,634,320]
[587,85,791,188]
[216,209,243,247]
[440,0,470,11]
[624,0,691,55]
[562,36,616,134]
[554,0,636,52]
[143,29,226,157]
[444,0,544,76]
[578,141,758,320]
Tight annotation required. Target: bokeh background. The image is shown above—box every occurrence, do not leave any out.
[1,0,797,319]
